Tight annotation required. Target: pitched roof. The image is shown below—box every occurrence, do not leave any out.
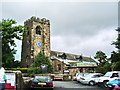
[50,50,96,62]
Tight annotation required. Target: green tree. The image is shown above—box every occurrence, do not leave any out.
[110,27,120,70]
[94,28,120,72]
[95,61,111,74]
[94,51,107,63]
[29,52,52,74]
[94,51,111,73]
[112,28,120,52]
[0,19,24,68]
[13,60,21,68]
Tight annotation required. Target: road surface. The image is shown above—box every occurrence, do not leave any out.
[53,81,109,90]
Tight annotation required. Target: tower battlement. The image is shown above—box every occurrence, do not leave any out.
[24,16,50,25]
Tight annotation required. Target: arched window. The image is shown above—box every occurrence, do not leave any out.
[36,26,41,35]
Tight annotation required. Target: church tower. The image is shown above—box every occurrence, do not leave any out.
[21,16,50,67]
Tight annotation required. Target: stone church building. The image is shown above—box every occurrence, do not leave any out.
[21,16,97,74]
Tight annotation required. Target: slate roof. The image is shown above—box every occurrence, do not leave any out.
[50,50,96,62]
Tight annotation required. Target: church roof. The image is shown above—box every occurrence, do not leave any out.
[50,50,96,62]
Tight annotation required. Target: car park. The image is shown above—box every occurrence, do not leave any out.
[96,71,120,87]
[30,75,53,89]
[79,73,103,86]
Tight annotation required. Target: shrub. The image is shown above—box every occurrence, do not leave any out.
[27,67,42,74]
[31,52,52,73]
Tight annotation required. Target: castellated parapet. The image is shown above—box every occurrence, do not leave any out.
[24,16,50,25]
[21,16,51,67]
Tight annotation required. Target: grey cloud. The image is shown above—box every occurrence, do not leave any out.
[51,2,118,37]
[51,29,117,57]
[1,1,118,59]
[2,2,118,33]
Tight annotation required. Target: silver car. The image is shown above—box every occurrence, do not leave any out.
[76,73,89,82]
[79,73,103,86]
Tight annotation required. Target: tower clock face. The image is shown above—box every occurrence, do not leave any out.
[36,41,41,47]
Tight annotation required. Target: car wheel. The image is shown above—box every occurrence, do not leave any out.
[89,81,95,86]
[103,81,108,88]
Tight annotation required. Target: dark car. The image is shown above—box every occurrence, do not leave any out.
[30,75,53,90]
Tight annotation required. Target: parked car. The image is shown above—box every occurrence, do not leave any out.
[106,79,120,89]
[96,71,120,87]
[79,73,103,86]
[30,75,53,89]
[76,73,89,82]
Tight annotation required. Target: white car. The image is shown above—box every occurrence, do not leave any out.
[76,73,89,82]
[79,73,103,86]
[96,71,120,87]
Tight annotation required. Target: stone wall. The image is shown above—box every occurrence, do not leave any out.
[52,59,65,74]
[68,68,79,76]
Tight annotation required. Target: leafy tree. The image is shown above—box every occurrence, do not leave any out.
[0,19,24,68]
[94,51,107,63]
[13,60,21,68]
[112,28,120,52]
[110,51,120,63]
[110,27,120,70]
[30,52,52,74]
[95,28,120,72]
[95,61,111,74]
[94,51,111,73]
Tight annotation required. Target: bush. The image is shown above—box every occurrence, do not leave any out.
[27,67,42,74]
[31,52,52,73]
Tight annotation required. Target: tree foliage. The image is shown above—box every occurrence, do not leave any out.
[0,19,24,68]
[112,28,120,52]
[94,51,107,63]
[95,61,111,74]
[94,51,110,73]
[110,27,120,71]
[30,52,52,74]
[95,28,120,72]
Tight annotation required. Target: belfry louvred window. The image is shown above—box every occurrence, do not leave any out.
[36,26,41,35]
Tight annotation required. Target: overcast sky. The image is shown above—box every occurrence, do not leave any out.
[1,0,119,60]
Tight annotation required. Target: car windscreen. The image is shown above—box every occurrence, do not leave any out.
[34,76,51,82]
[104,72,112,77]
